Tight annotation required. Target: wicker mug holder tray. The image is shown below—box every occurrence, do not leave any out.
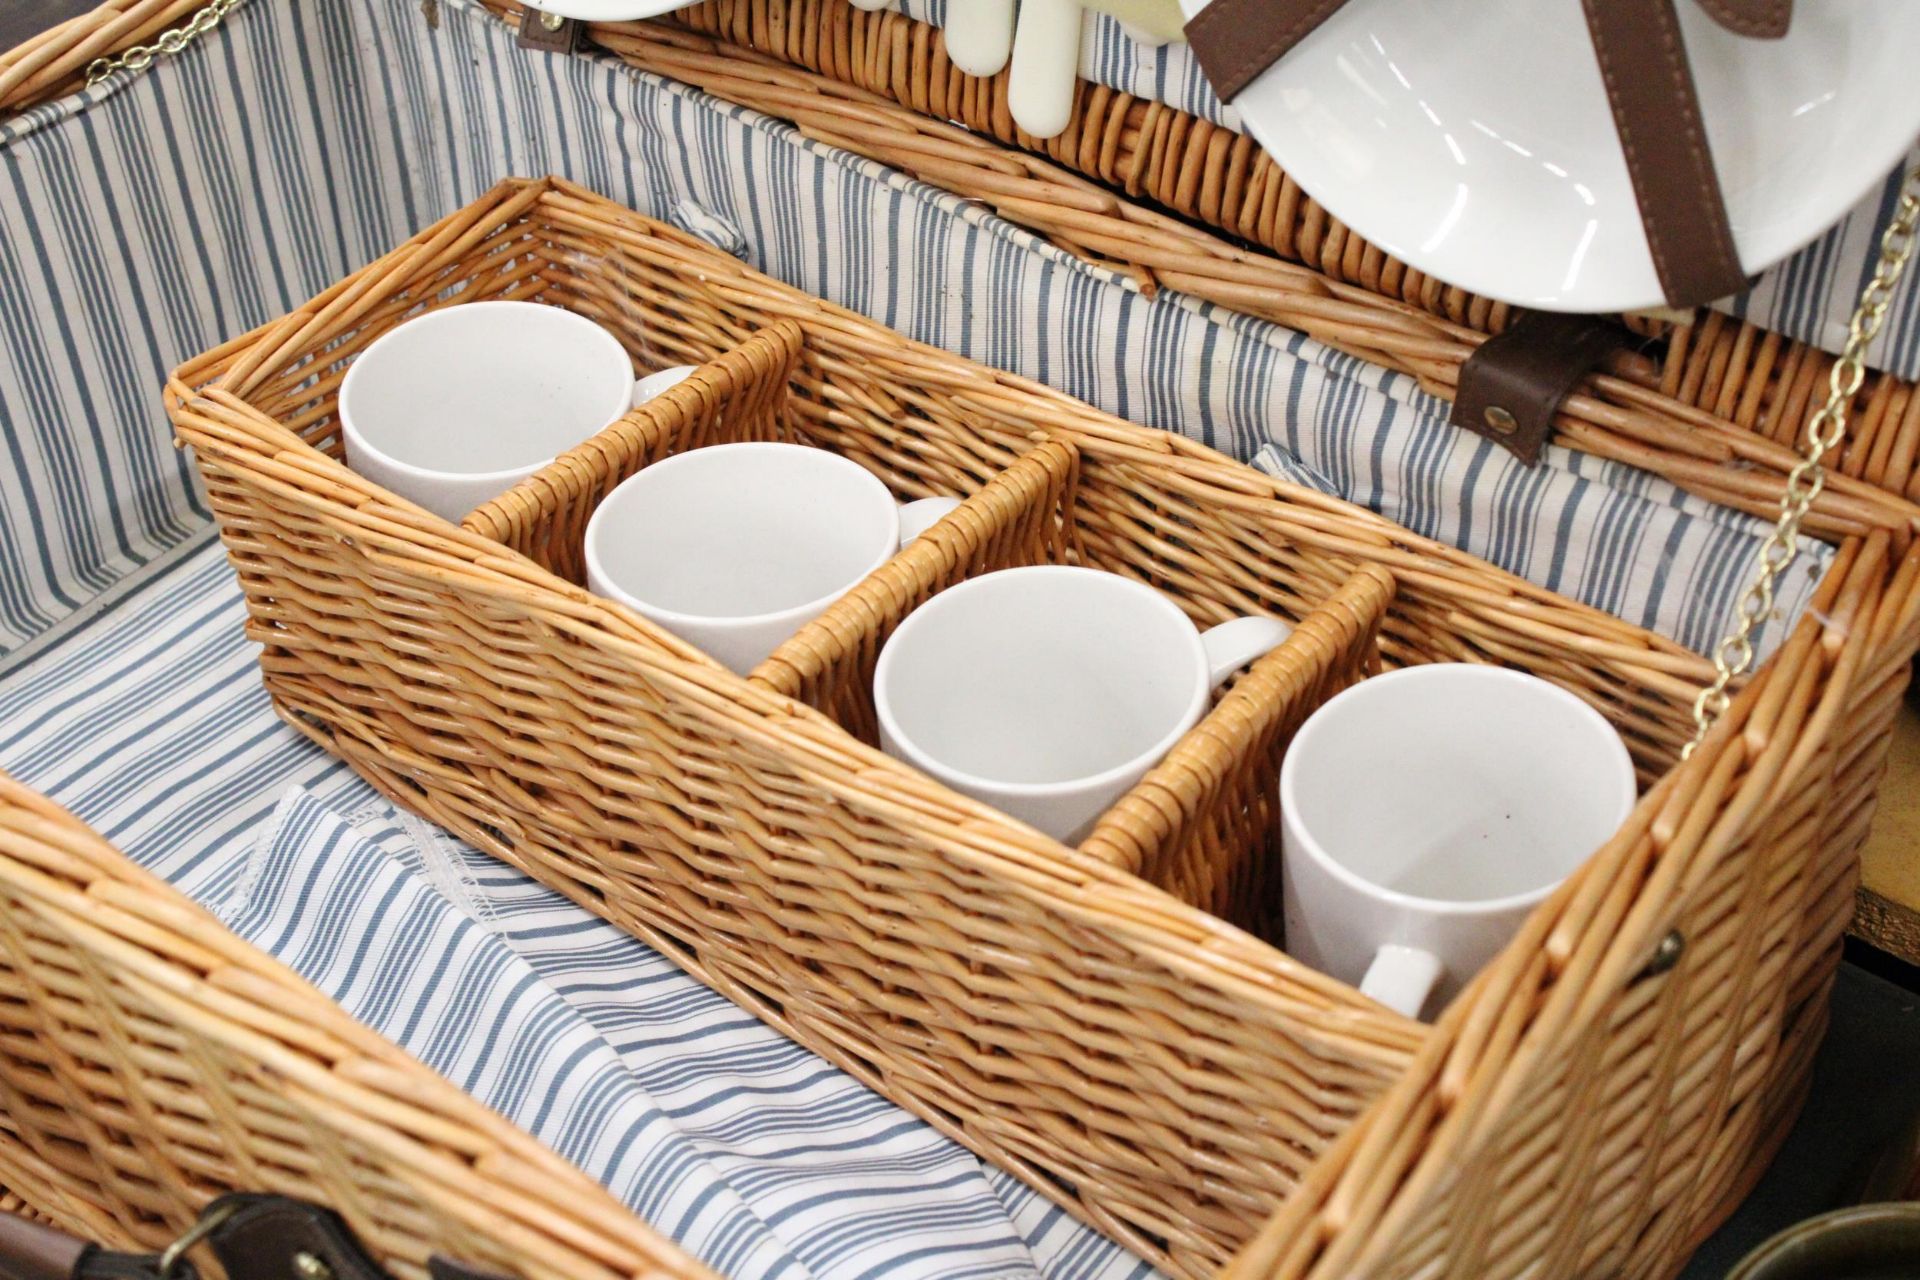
[160,177,1920,1280]
[459,315,1393,935]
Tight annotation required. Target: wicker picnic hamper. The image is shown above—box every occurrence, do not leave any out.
[137,172,1920,1280]
[4,3,1920,1279]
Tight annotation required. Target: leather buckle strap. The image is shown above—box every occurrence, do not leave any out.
[515,7,585,53]
[1451,312,1633,464]
[0,1196,508,1280]
[1180,0,1340,104]
[1183,0,1786,307]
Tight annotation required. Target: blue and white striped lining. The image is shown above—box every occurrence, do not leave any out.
[890,0,1920,382]
[0,0,1826,664]
[0,535,1156,1280]
[0,0,418,656]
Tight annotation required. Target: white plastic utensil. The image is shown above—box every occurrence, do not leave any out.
[1007,0,1082,139]
[944,0,1017,77]
[1084,0,1183,43]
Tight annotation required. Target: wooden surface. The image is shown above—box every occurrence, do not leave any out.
[1856,699,1920,963]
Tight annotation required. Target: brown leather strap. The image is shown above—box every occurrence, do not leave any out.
[1450,312,1633,464]
[0,1212,89,1280]
[515,9,584,53]
[429,1259,513,1280]
[1696,0,1791,37]
[206,1195,389,1280]
[1582,0,1750,306]
[1182,0,1351,103]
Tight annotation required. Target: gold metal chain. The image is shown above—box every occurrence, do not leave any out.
[86,0,242,87]
[1685,160,1920,755]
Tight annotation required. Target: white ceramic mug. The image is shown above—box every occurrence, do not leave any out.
[340,300,696,521]
[1279,664,1638,1020]
[873,566,1291,843]
[585,442,961,674]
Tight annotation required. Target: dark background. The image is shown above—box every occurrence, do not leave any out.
[1,0,113,55]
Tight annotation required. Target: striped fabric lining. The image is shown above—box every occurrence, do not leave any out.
[0,0,419,655]
[890,0,1920,382]
[0,537,1156,1280]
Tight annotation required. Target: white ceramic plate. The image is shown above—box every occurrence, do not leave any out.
[1177,0,1920,311]
[525,0,694,20]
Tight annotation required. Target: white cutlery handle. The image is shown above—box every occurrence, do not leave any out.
[944,0,1017,77]
[1008,0,1083,139]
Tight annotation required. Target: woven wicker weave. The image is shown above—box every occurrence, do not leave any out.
[152,177,1920,1280]
[486,0,1920,538]
[0,773,711,1280]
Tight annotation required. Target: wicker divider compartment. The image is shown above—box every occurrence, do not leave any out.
[0,774,712,1280]
[748,439,1081,741]
[160,177,1920,1280]
[468,314,1379,939]
[493,0,1920,536]
[1081,565,1392,934]
[470,324,1086,740]
[463,322,804,578]
[468,307,1392,933]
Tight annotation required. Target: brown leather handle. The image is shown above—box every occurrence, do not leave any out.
[1581,0,1749,306]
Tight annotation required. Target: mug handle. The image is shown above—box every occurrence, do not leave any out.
[631,365,698,408]
[1360,944,1444,1020]
[898,497,964,546]
[1197,615,1293,686]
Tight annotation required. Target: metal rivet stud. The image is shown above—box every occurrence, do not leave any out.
[1643,929,1686,977]
[294,1253,335,1280]
[1483,405,1519,436]
[539,9,565,29]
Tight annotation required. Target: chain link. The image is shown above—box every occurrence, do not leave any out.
[86,0,241,87]
[1685,161,1920,756]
